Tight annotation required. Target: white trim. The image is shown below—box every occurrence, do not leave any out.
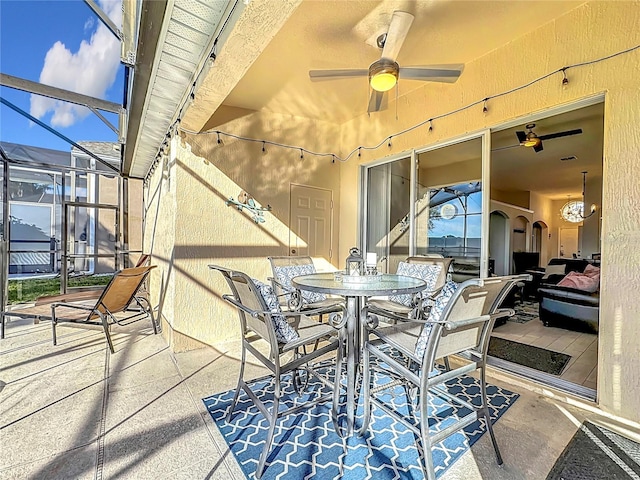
[490,93,605,133]
[480,129,491,278]
[491,199,535,214]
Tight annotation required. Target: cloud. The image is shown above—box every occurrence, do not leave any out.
[84,17,95,33]
[30,0,122,128]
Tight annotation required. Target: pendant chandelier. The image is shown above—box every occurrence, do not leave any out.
[561,171,597,223]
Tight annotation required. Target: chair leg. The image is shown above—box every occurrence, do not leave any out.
[418,388,438,480]
[1,312,5,339]
[100,313,115,354]
[256,378,281,479]
[480,364,503,465]
[227,341,247,422]
[51,310,57,346]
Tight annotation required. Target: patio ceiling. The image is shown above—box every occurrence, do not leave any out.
[125,0,597,190]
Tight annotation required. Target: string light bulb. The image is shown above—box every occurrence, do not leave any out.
[482,99,488,113]
[300,149,304,159]
[388,137,392,147]
[428,120,433,132]
[217,132,222,144]
[262,141,266,153]
[358,147,361,157]
[561,68,569,86]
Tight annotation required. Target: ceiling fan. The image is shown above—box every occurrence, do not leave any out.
[515,123,583,153]
[308,11,464,113]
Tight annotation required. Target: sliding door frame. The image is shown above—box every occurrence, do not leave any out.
[359,129,491,272]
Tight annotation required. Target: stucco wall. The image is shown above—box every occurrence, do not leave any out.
[144,1,640,422]
[147,112,341,349]
[337,2,640,422]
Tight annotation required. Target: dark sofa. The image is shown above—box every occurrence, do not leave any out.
[537,258,599,333]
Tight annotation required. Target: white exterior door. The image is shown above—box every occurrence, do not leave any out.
[289,184,333,260]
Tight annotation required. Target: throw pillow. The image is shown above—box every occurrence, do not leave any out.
[542,263,566,279]
[390,262,443,307]
[414,280,459,360]
[557,271,600,293]
[251,278,299,343]
[273,264,327,304]
[583,264,601,277]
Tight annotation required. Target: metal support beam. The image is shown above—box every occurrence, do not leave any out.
[83,0,122,40]
[0,73,121,113]
[0,97,120,174]
[1,156,9,312]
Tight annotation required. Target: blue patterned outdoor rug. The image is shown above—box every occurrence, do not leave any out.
[203,362,519,480]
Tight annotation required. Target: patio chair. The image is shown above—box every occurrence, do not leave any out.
[210,264,340,479]
[359,274,528,480]
[367,256,453,322]
[267,255,343,315]
[0,266,158,353]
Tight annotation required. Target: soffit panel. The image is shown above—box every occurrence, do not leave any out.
[127,0,230,178]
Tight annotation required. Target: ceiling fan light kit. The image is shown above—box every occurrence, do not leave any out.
[308,10,463,113]
[369,59,399,92]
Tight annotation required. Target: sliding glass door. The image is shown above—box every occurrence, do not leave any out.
[362,133,488,279]
[364,156,412,273]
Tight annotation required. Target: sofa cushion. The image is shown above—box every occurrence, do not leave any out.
[542,264,566,279]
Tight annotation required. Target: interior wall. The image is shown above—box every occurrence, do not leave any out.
[147,111,341,349]
[530,192,555,265]
[491,188,530,209]
[337,2,640,423]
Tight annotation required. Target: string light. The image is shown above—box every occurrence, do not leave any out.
[300,148,304,159]
[217,131,222,144]
[151,42,640,185]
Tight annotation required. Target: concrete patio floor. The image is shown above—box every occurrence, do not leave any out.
[0,315,634,479]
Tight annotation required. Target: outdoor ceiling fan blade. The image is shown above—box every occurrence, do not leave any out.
[399,64,464,83]
[309,69,368,81]
[491,144,520,152]
[538,128,583,140]
[381,11,414,61]
[515,131,527,143]
[533,142,544,153]
[367,90,387,113]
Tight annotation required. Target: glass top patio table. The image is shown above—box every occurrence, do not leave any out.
[292,272,427,437]
[291,272,427,297]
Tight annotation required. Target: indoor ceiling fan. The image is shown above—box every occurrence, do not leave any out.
[514,123,583,153]
[308,11,464,113]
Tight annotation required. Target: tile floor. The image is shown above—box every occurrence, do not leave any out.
[0,315,629,480]
[492,314,598,388]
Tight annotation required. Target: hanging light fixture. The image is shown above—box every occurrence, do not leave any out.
[369,59,399,92]
[561,171,597,222]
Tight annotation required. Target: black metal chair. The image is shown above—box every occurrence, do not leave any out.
[359,274,528,480]
[209,264,340,479]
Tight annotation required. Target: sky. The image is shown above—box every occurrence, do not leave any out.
[0,0,124,153]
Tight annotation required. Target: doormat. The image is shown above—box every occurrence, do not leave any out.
[509,300,539,324]
[488,336,571,375]
[546,421,640,479]
[203,366,519,480]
